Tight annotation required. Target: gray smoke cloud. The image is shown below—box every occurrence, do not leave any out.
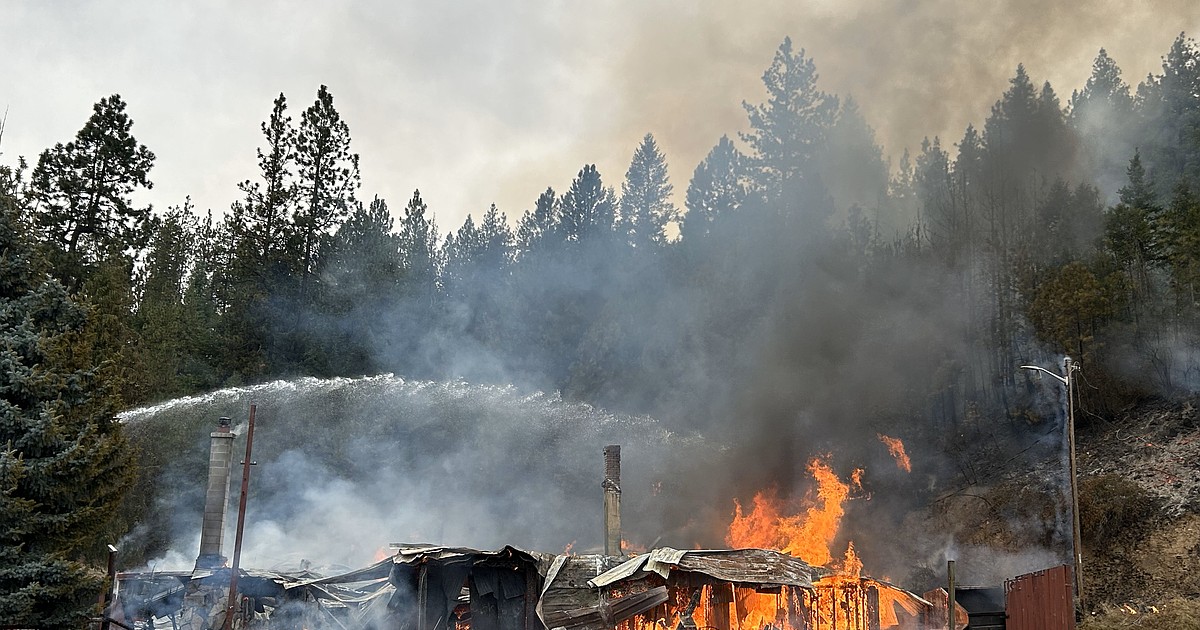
[13,0,1185,590]
[118,376,719,572]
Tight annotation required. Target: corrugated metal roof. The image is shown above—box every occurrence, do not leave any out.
[588,547,815,589]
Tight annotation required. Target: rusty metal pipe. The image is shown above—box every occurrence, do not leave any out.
[223,404,256,630]
[947,560,956,630]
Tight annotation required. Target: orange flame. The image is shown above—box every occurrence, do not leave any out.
[878,434,912,473]
[840,540,863,577]
[622,538,648,555]
[726,455,861,569]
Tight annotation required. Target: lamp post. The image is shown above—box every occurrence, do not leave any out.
[1020,357,1083,610]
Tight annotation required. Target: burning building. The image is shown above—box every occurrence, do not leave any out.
[106,424,967,630]
[538,547,943,630]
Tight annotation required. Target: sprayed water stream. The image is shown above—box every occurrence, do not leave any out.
[118,375,712,572]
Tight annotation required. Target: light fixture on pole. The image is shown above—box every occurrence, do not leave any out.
[1020,357,1083,611]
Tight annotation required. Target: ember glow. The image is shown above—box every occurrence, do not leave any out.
[878,434,912,473]
[725,455,862,569]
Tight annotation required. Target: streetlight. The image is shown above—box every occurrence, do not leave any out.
[1020,357,1083,611]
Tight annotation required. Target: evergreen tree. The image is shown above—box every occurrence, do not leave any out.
[1138,33,1200,196]
[178,210,228,389]
[1070,49,1135,197]
[681,136,745,242]
[819,98,889,221]
[515,187,558,256]
[1071,48,1134,118]
[398,189,440,292]
[30,95,155,292]
[392,190,441,375]
[1028,261,1118,366]
[443,214,483,293]
[233,92,297,276]
[223,93,302,379]
[619,133,677,249]
[915,137,963,259]
[0,181,133,625]
[441,205,514,359]
[312,196,404,375]
[1160,182,1200,315]
[477,203,514,271]
[133,202,197,400]
[741,37,838,224]
[294,85,360,298]
[984,66,1076,182]
[1105,152,1163,325]
[559,164,616,242]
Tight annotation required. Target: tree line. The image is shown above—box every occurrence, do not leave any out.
[2,33,1200,623]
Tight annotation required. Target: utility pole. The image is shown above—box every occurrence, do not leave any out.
[1020,358,1084,611]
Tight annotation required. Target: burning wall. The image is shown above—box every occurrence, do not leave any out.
[538,547,939,630]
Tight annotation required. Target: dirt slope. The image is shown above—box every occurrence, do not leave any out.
[1075,396,1200,610]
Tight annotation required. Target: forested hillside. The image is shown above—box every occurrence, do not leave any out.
[2,33,1200,623]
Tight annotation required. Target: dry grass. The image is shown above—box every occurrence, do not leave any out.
[1079,474,1160,549]
[1080,598,1200,630]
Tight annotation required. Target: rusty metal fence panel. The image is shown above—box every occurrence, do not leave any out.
[1004,565,1075,630]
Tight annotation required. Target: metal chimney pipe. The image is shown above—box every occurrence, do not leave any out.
[603,445,622,557]
[947,560,957,630]
[196,417,235,569]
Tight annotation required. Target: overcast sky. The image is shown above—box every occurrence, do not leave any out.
[2,1,1196,234]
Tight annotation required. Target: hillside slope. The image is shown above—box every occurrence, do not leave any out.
[1076,396,1200,612]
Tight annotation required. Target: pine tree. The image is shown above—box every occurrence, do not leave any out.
[1138,33,1200,196]
[30,94,155,292]
[179,211,229,389]
[682,136,745,242]
[1105,153,1162,325]
[443,214,483,295]
[0,180,134,626]
[741,37,838,223]
[312,196,404,375]
[223,93,303,379]
[559,164,616,242]
[233,92,297,276]
[1072,49,1134,118]
[398,189,440,292]
[915,137,963,259]
[132,202,197,400]
[294,85,360,299]
[819,98,889,220]
[515,187,558,256]
[1161,183,1200,316]
[619,133,677,249]
[392,190,441,375]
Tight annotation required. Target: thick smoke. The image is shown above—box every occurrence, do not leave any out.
[606,2,1195,194]
[75,3,1193,591]
[119,377,718,571]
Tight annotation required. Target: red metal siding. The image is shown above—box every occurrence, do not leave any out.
[1005,565,1075,630]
